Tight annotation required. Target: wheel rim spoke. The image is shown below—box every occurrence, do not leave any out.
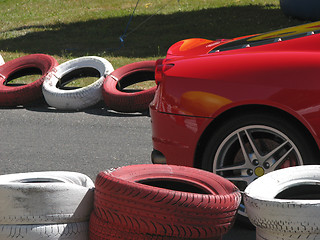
[269,147,294,171]
[244,129,262,160]
[262,140,288,162]
[237,132,253,165]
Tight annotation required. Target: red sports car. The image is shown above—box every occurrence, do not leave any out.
[150,21,320,223]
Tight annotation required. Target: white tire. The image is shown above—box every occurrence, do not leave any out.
[0,171,94,224]
[0,222,89,240]
[0,55,4,66]
[244,165,320,240]
[42,56,114,110]
[256,228,320,240]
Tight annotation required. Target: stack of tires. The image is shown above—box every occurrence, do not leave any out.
[280,0,320,20]
[0,171,94,240]
[0,54,156,112]
[89,164,241,240]
[244,165,320,240]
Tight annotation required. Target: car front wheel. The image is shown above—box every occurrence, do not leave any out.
[201,112,319,225]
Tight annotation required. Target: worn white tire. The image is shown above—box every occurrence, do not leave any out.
[43,56,114,110]
[0,171,94,224]
[0,55,4,66]
[244,165,320,240]
[0,222,89,240]
[256,228,320,240]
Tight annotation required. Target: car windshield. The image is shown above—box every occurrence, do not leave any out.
[211,21,320,52]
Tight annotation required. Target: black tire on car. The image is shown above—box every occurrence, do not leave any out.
[201,112,319,225]
[90,164,241,239]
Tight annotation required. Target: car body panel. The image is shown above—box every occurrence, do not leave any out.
[150,21,320,167]
[166,21,320,58]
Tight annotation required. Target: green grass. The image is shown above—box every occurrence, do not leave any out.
[0,0,307,86]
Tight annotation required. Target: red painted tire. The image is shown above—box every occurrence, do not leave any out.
[0,54,58,107]
[89,211,222,240]
[92,164,241,239]
[102,61,156,113]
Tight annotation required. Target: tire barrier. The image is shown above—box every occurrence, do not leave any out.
[0,171,94,240]
[0,55,157,112]
[90,211,214,240]
[0,171,94,224]
[0,55,4,66]
[244,165,320,240]
[42,56,114,110]
[0,222,89,240]
[280,0,320,20]
[90,164,241,240]
[0,54,58,107]
[102,61,156,113]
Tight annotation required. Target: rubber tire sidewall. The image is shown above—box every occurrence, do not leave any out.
[42,56,114,110]
[0,171,94,224]
[102,61,156,113]
[93,164,240,239]
[89,211,222,240]
[0,222,89,240]
[0,54,58,106]
[244,165,320,239]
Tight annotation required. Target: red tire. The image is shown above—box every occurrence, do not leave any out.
[89,211,222,240]
[102,61,156,113]
[93,164,240,239]
[0,54,58,107]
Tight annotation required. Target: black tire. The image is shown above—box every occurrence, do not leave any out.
[201,112,319,225]
[93,164,240,239]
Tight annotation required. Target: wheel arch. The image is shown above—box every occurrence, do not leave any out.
[194,104,320,169]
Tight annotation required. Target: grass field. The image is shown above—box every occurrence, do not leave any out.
[0,0,307,85]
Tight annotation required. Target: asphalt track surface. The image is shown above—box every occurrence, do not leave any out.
[0,100,255,239]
